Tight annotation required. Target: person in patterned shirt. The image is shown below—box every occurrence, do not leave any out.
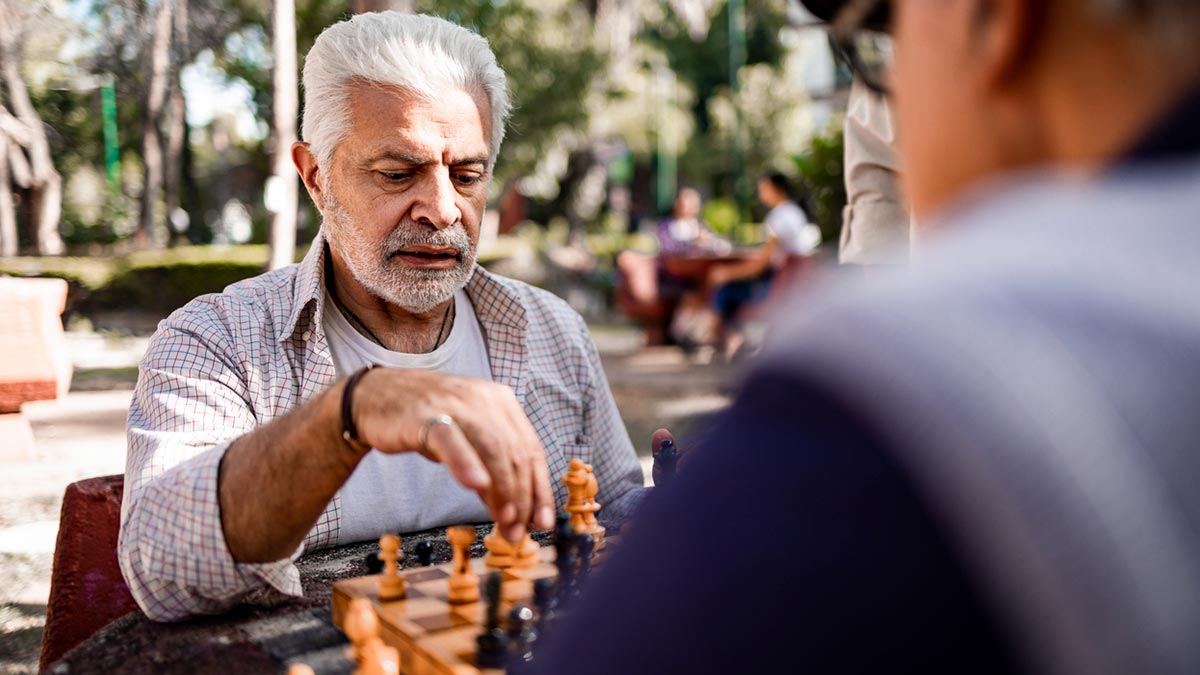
[119,12,645,621]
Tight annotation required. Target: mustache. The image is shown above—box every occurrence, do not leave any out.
[381,221,473,260]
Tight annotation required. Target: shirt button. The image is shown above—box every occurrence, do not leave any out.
[301,331,312,341]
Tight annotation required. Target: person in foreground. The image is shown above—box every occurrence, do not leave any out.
[119,13,644,622]
[529,0,1200,672]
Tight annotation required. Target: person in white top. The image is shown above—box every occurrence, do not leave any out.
[704,173,820,357]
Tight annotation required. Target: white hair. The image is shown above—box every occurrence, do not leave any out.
[301,12,512,172]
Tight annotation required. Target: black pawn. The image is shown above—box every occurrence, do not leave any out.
[533,577,557,631]
[576,533,595,585]
[415,540,434,566]
[507,604,537,665]
[363,552,383,575]
[654,438,680,485]
[476,573,508,668]
[553,518,577,605]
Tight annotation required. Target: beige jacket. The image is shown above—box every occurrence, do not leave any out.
[839,78,911,265]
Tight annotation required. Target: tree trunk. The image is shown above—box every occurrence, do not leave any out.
[137,0,174,249]
[0,132,16,257]
[164,0,189,247]
[1,42,63,255]
[351,0,414,13]
[268,0,299,270]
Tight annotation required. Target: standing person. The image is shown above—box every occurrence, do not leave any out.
[529,0,1200,672]
[840,76,911,265]
[704,173,820,358]
[119,12,645,623]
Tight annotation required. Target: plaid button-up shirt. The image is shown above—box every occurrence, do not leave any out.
[119,235,644,621]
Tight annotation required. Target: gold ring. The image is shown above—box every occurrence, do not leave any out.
[419,414,455,454]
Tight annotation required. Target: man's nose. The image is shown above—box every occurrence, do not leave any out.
[410,171,461,229]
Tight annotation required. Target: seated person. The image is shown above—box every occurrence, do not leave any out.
[615,188,729,344]
[528,0,1200,672]
[119,12,644,622]
[705,173,820,356]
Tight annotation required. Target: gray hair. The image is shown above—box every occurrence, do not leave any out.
[301,12,511,172]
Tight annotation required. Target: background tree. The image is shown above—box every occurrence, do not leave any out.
[0,0,66,256]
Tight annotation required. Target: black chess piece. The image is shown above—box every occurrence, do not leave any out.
[654,438,680,485]
[553,517,577,606]
[476,573,508,668]
[576,533,595,586]
[363,552,383,575]
[415,540,434,566]
[532,577,557,634]
[507,604,537,665]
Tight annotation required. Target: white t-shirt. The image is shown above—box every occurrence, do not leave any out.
[323,289,492,544]
[766,201,821,255]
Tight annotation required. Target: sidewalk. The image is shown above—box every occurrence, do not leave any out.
[0,324,735,673]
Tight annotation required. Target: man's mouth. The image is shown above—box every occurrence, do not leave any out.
[390,245,462,267]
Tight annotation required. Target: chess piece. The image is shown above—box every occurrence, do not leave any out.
[533,577,557,630]
[447,525,480,604]
[653,437,680,485]
[287,665,315,675]
[576,533,595,585]
[581,463,606,546]
[553,516,577,607]
[475,573,508,669]
[562,459,590,534]
[415,540,434,566]
[562,459,605,547]
[484,527,540,570]
[343,597,400,675]
[363,551,383,575]
[507,604,537,665]
[377,533,405,601]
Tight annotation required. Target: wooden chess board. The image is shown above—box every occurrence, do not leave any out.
[331,542,608,675]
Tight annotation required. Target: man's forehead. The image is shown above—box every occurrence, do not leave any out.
[343,81,492,161]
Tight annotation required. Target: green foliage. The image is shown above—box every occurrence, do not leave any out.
[702,197,741,237]
[792,120,847,244]
[415,0,605,183]
[0,245,285,317]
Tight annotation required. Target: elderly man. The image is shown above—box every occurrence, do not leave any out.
[119,13,644,622]
[531,0,1200,673]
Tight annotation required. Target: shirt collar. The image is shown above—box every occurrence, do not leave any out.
[278,230,529,344]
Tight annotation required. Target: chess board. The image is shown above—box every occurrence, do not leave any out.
[331,541,607,675]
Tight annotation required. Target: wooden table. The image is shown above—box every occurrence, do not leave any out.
[50,518,625,675]
[660,251,753,283]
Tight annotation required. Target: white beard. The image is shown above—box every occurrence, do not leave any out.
[322,192,477,314]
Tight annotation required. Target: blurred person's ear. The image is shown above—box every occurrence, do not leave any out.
[292,142,326,212]
[970,0,1047,94]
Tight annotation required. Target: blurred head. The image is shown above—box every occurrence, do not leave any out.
[673,188,703,219]
[293,13,511,313]
[756,173,791,208]
[886,0,1200,219]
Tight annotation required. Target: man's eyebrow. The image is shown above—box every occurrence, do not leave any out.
[450,156,489,168]
[364,150,429,166]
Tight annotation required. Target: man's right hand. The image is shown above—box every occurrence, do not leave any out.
[350,368,556,542]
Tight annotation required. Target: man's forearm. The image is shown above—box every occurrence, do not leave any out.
[218,378,366,563]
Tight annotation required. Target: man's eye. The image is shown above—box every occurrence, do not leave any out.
[380,171,410,181]
[454,174,482,186]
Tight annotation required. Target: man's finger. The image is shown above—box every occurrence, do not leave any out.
[528,445,555,531]
[425,419,491,491]
[456,418,518,525]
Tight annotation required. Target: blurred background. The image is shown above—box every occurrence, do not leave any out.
[0,0,853,671]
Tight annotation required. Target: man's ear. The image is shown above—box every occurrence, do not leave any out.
[292,142,326,212]
[972,0,1047,92]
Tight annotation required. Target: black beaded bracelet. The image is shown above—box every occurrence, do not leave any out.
[341,364,376,450]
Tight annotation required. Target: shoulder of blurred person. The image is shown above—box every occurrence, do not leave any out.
[761,160,1200,674]
[839,77,911,265]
